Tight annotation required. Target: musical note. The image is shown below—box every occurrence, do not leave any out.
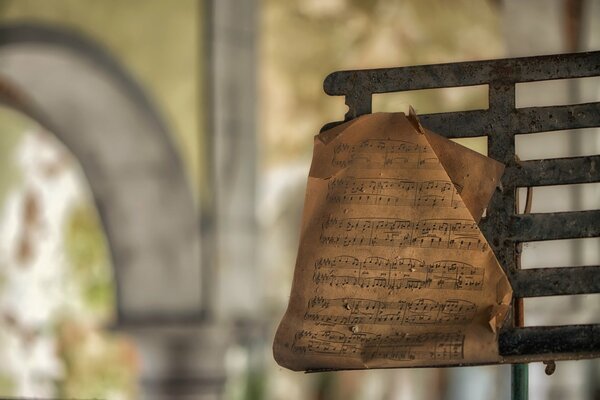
[313,256,484,291]
[332,139,438,170]
[291,329,465,361]
[327,177,464,209]
[320,217,487,251]
[303,297,477,326]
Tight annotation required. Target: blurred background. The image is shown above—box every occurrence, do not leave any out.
[0,0,598,399]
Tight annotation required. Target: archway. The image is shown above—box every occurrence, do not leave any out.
[0,23,201,322]
[0,23,224,399]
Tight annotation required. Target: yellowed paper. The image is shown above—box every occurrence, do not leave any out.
[274,112,513,371]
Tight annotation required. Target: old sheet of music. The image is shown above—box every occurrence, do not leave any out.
[274,112,513,371]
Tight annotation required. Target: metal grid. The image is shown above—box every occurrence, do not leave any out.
[321,51,600,363]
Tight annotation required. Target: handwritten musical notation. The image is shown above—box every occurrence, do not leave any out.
[327,177,464,209]
[291,329,464,362]
[304,297,477,326]
[320,217,487,251]
[332,139,439,170]
[313,256,484,291]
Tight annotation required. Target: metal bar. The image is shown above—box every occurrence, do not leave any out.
[324,101,600,136]
[344,91,372,120]
[500,324,600,356]
[324,51,600,95]
[509,155,600,187]
[512,155,528,400]
[486,81,518,277]
[413,102,600,138]
[513,103,600,134]
[512,364,529,400]
[507,210,600,241]
[513,266,600,297]
[419,110,489,138]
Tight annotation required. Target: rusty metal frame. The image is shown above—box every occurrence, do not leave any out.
[321,51,600,363]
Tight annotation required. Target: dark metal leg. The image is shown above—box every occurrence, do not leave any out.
[512,234,529,400]
[511,364,529,400]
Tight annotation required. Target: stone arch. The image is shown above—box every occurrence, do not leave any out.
[0,23,202,323]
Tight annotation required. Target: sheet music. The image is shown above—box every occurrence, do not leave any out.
[274,112,512,370]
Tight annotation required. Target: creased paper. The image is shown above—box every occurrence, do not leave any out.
[274,112,513,371]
